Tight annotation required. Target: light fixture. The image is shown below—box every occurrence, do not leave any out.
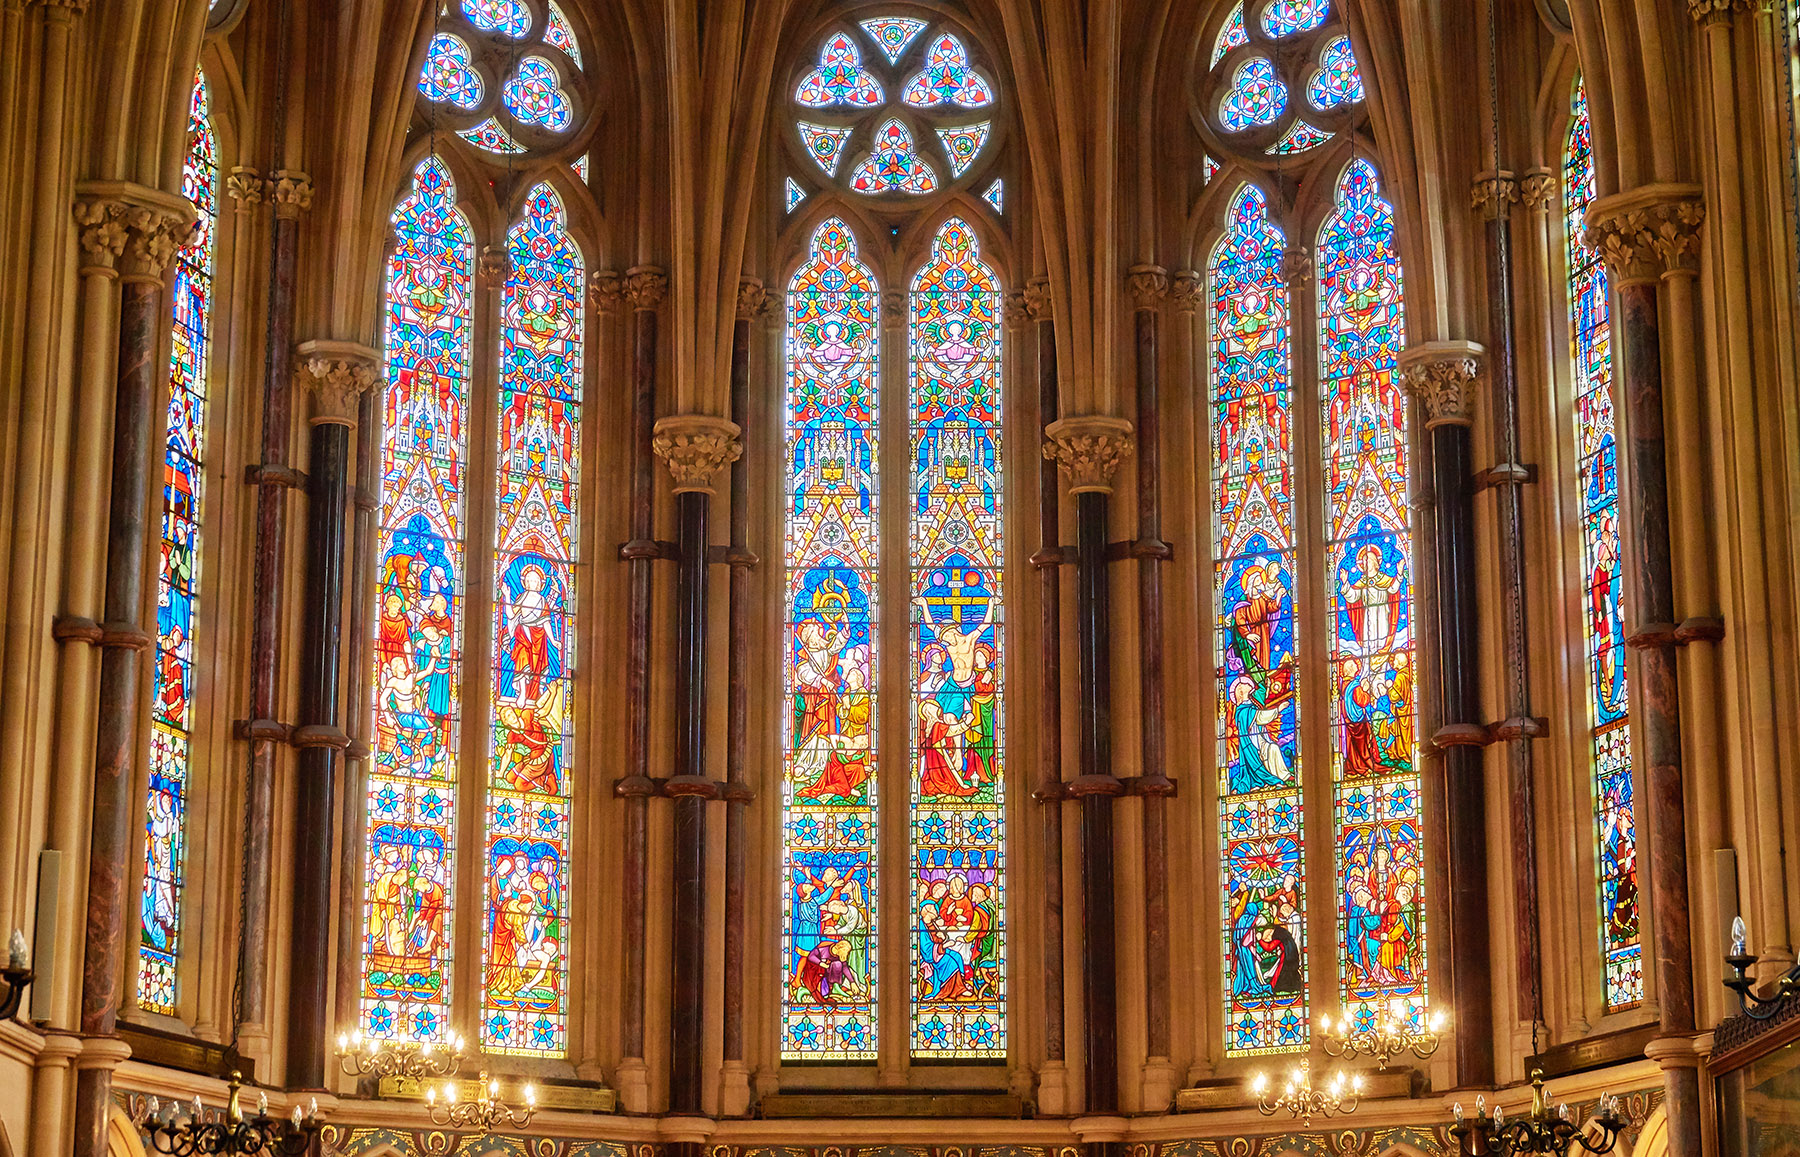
[1450,1069,1625,1157]
[337,1027,466,1079]
[1250,1063,1362,1126]
[0,929,33,1019]
[425,1069,538,1134]
[1319,999,1446,1068]
[135,1071,321,1156]
[1724,916,1800,1020]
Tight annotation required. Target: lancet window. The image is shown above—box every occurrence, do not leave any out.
[138,70,219,1016]
[779,17,1010,1065]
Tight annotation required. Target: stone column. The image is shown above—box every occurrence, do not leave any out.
[285,342,380,1090]
[1586,188,1706,1157]
[242,168,311,1050]
[71,189,194,1157]
[1043,415,1133,1120]
[1400,342,1493,1088]
[613,265,663,1112]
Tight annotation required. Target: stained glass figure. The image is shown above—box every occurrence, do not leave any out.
[1564,80,1641,1011]
[981,179,1003,213]
[1220,57,1288,131]
[782,219,883,1060]
[1308,36,1365,109]
[936,123,991,177]
[482,183,583,1057]
[902,34,994,109]
[786,177,808,213]
[1209,184,1308,1056]
[364,156,475,1046]
[907,218,1006,1060]
[464,0,530,37]
[545,0,582,68]
[1263,0,1330,37]
[1212,2,1249,67]
[138,72,218,1016]
[1317,158,1427,1037]
[459,118,528,155]
[420,33,484,110]
[797,33,885,108]
[502,57,573,132]
[860,16,928,63]
[850,119,939,195]
[798,121,855,177]
[1266,119,1331,155]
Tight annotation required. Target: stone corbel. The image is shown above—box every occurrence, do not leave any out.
[735,276,770,322]
[1043,414,1135,495]
[478,245,512,288]
[294,339,382,427]
[652,414,743,495]
[881,287,906,327]
[1399,340,1486,430]
[624,265,666,311]
[1126,263,1169,309]
[1169,269,1203,314]
[1002,289,1030,329]
[1584,183,1706,284]
[270,170,314,220]
[1470,170,1520,220]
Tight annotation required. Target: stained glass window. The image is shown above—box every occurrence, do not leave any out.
[138,71,218,1016]
[1264,0,1331,37]
[1564,80,1641,1011]
[364,156,474,1046]
[981,179,1003,213]
[797,33,885,107]
[1212,2,1248,67]
[420,33,484,110]
[1308,36,1364,109]
[1209,185,1307,1056]
[459,118,528,155]
[1221,58,1289,131]
[1267,119,1331,155]
[861,16,927,63]
[1318,158,1426,1036]
[782,219,883,1060]
[908,219,1005,1059]
[483,183,582,1056]
[545,0,582,67]
[786,177,808,213]
[502,58,573,132]
[798,121,855,177]
[849,119,939,195]
[464,0,530,37]
[902,34,994,108]
[936,123,991,177]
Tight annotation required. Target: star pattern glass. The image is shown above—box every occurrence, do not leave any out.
[420,33,484,110]
[1318,158,1428,1037]
[860,16,928,63]
[797,33,885,107]
[502,57,573,132]
[138,72,218,1017]
[798,121,855,177]
[364,156,474,1047]
[936,122,991,177]
[1210,185,1308,1056]
[1220,57,1288,131]
[463,0,530,37]
[1263,0,1330,37]
[1308,36,1364,109]
[902,34,994,108]
[849,119,939,195]
[907,219,1005,1059]
[1564,80,1641,1011]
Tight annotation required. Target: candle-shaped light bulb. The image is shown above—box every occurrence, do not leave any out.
[258,1092,269,1116]
[1476,1094,1486,1115]
[1494,1105,1505,1126]
[291,1105,303,1129]
[147,1096,160,1119]
[447,1082,459,1105]
[1454,1102,1464,1122]
[525,1085,537,1106]
[7,929,27,969]
[1430,1010,1445,1032]
[1251,1073,1268,1095]
[1733,915,1748,956]
[1319,1013,1331,1033]
[426,1087,437,1106]
[488,1076,499,1097]
[191,1095,204,1121]
[338,1033,349,1052]
[308,1097,317,1119]
[1558,1103,1570,1120]
[1352,1074,1364,1093]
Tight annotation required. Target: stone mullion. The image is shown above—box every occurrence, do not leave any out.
[877,287,909,1087]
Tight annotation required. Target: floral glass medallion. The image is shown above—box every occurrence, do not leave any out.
[849,118,939,194]
[902,34,994,108]
[502,57,573,132]
[1220,57,1288,130]
[797,33,885,107]
[860,17,928,64]
[420,33,484,110]
[1263,0,1330,37]
[798,121,855,176]
[1308,37,1364,109]
[936,122,991,176]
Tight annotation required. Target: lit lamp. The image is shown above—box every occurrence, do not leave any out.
[1319,999,1446,1068]
[425,1070,538,1134]
[1250,1063,1362,1126]
[136,1071,321,1156]
[1449,1070,1625,1157]
[336,1027,466,1080]
[1724,916,1800,1020]
[0,929,34,1019]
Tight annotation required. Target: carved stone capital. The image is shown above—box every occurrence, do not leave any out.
[270,169,314,219]
[1584,184,1706,283]
[1023,276,1052,321]
[1520,169,1558,214]
[736,277,771,321]
[478,245,512,287]
[589,269,623,313]
[1470,171,1520,220]
[652,414,743,494]
[1001,289,1029,329]
[1127,263,1169,308]
[226,166,266,209]
[881,288,906,326]
[72,199,127,277]
[295,339,382,427]
[31,0,89,15]
[1169,269,1203,314]
[1043,415,1135,494]
[1688,0,1766,24]
[1279,246,1313,285]
[625,265,666,310]
[1399,340,1485,429]
[758,291,784,327]
[75,182,199,282]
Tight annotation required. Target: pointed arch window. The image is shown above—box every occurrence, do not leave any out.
[362,157,587,1057]
[138,68,219,1016]
[1562,79,1642,1012]
[1209,159,1428,1057]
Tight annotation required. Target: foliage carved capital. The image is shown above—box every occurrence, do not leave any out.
[1584,184,1706,283]
[1002,289,1031,329]
[589,269,623,313]
[1170,270,1203,314]
[1520,170,1558,214]
[226,166,265,209]
[1279,246,1313,285]
[652,414,743,495]
[736,277,773,321]
[478,245,512,287]
[1470,171,1520,220]
[295,339,382,427]
[1127,264,1169,308]
[270,169,314,219]
[1399,341,1485,429]
[72,199,127,276]
[1043,415,1135,494]
[625,265,666,310]
[1688,0,1767,24]
[1023,276,1052,321]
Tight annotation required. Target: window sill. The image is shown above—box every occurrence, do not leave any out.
[758,1090,1025,1118]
